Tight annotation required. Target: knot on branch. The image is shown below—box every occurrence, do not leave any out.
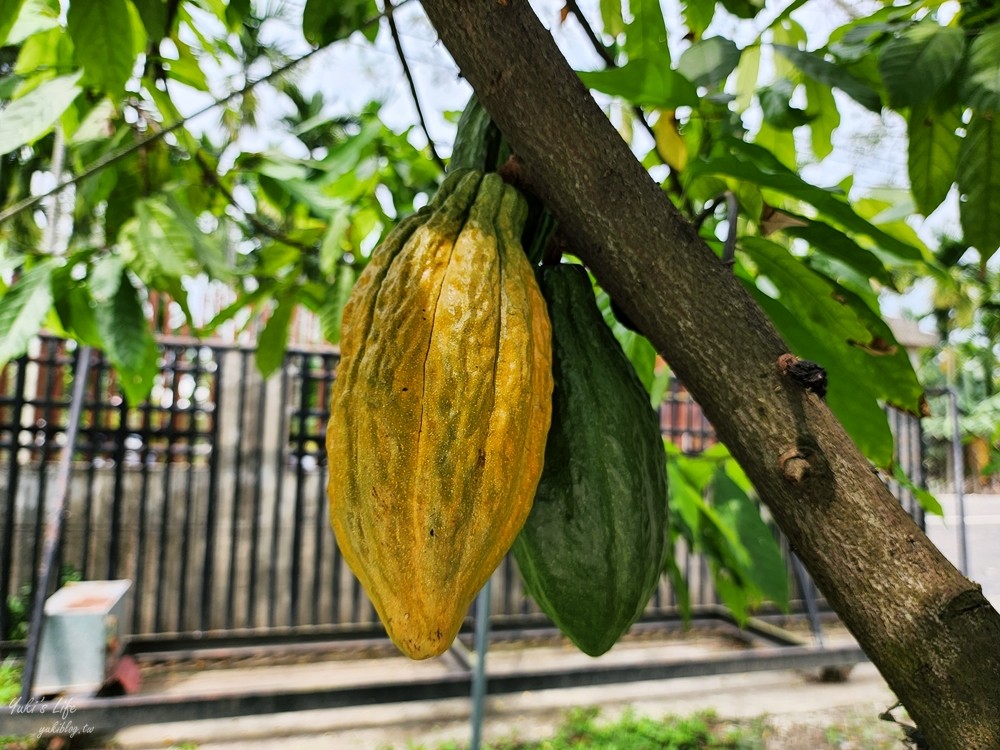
[779,447,812,484]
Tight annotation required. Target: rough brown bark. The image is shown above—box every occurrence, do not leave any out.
[419,2,1000,747]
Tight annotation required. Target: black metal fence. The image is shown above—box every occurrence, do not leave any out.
[0,336,925,642]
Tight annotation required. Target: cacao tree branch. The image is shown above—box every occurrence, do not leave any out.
[418,2,1000,748]
[562,1,690,213]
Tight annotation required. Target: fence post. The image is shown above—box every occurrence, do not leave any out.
[19,346,92,703]
[470,579,492,750]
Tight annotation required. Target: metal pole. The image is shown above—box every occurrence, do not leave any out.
[947,387,969,576]
[470,578,491,750]
[790,554,824,648]
[19,345,92,703]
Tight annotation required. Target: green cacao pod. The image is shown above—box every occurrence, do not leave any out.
[512,263,668,657]
[326,170,553,660]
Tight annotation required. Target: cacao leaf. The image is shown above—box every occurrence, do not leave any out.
[67,0,141,98]
[94,271,159,404]
[877,23,965,108]
[907,102,961,217]
[578,58,699,109]
[0,261,54,368]
[0,72,82,156]
[774,44,882,112]
[0,0,28,46]
[677,37,741,89]
[957,111,1000,259]
[958,24,1000,112]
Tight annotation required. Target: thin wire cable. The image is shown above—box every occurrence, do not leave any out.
[384,0,445,171]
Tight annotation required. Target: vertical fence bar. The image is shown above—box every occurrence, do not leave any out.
[201,347,224,631]
[312,352,336,625]
[0,357,29,641]
[268,362,291,628]
[226,349,249,630]
[290,353,310,626]
[133,389,154,634]
[80,353,102,579]
[247,361,267,628]
[177,346,203,631]
[154,349,180,633]
[107,363,131,579]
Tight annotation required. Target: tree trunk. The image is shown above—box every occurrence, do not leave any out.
[419,2,1000,747]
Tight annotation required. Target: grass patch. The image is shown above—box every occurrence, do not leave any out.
[393,705,909,750]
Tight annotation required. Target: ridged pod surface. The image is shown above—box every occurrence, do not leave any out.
[326,170,553,660]
[513,263,668,657]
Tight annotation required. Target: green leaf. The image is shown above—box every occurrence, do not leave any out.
[758,78,813,130]
[578,58,699,109]
[877,23,965,108]
[754,120,797,170]
[719,0,762,20]
[734,43,760,111]
[256,294,294,377]
[687,139,925,262]
[959,25,1000,112]
[957,111,1000,259]
[712,468,789,608]
[67,0,139,98]
[676,37,741,89]
[226,0,251,31]
[0,0,28,46]
[774,44,882,112]
[907,102,961,216]
[680,0,715,39]
[891,465,943,516]
[666,458,706,537]
[744,237,870,344]
[131,0,170,38]
[50,255,102,347]
[318,264,357,344]
[69,98,116,144]
[599,0,624,37]
[624,0,668,61]
[89,254,126,302]
[780,215,893,285]
[302,0,374,47]
[0,262,54,367]
[4,0,59,46]
[0,72,82,156]
[802,76,839,160]
[319,204,351,275]
[94,271,159,404]
[120,196,197,282]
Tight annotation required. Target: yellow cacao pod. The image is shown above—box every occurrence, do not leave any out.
[326,170,553,659]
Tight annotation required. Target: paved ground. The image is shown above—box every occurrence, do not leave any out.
[925,493,1000,608]
[110,663,899,750]
[99,627,902,750]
